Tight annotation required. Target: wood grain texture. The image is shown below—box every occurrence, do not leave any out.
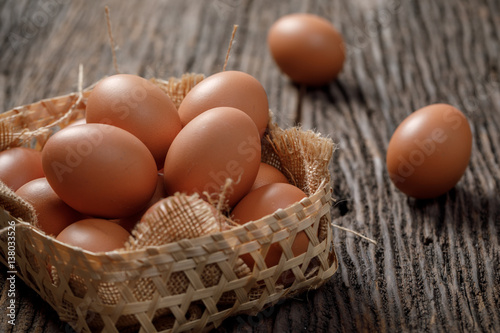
[1,0,499,332]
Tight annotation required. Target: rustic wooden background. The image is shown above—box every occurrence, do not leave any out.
[1,0,499,332]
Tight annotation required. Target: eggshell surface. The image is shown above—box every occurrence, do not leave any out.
[163,107,261,207]
[386,103,472,199]
[56,218,130,252]
[177,71,269,136]
[42,123,158,218]
[0,147,44,191]
[268,13,345,86]
[16,178,84,236]
[250,162,289,191]
[86,74,181,168]
[231,183,309,268]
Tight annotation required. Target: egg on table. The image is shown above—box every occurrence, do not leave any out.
[386,103,473,199]
[268,13,345,86]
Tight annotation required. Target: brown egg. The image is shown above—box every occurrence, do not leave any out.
[56,218,130,252]
[42,123,158,218]
[386,103,473,199]
[250,162,289,191]
[231,183,309,268]
[0,147,44,191]
[164,107,261,207]
[177,71,269,136]
[16,178,84,236]
[268,13,345,86]
[86,74,181,168]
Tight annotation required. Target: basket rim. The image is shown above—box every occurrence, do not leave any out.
[0,74,201,117]
[2,179,332,261]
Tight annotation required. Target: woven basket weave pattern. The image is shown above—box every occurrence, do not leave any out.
[0,73,338,332]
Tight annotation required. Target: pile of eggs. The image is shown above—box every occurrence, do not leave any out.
[3,70,310,268]
[2,12,473,261]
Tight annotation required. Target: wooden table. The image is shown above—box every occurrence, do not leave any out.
[1,0,499,332]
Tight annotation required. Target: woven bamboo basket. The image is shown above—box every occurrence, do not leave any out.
[0,73,338,332]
